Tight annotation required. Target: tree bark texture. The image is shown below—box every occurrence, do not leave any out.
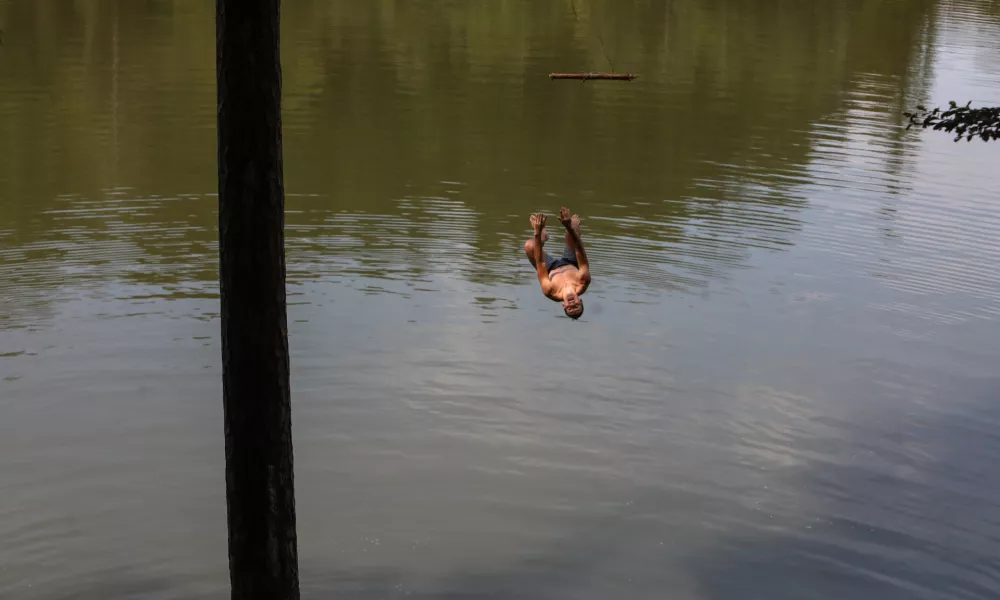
[217,1,299,599]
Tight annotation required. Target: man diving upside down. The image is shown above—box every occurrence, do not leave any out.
[523,207,591,319]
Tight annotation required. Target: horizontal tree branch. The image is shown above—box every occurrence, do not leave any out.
[549,72,637,81]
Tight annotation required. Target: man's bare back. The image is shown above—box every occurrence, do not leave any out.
[523,207,591,319]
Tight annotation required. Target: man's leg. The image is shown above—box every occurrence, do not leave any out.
[564,215,581,250]
[523,227,549,267]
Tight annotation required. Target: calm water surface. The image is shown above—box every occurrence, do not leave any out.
[2,1,1000,598]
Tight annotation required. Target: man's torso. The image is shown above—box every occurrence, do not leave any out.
[546,265,589,300]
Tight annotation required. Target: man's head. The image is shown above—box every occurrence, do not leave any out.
[562,292,584,320]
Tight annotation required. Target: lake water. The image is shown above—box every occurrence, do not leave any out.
[2,1,1000,598]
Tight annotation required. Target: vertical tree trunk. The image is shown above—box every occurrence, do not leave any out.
[216,1,299,599]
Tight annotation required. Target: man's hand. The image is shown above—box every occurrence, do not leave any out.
[530,213,547,236]
[559,207,573,229]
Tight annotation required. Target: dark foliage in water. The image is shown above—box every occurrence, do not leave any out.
[905,101,1000,142]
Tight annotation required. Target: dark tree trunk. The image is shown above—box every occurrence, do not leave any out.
[216,1,299,599]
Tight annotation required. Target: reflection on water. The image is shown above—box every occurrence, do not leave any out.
[2,0,1000,598]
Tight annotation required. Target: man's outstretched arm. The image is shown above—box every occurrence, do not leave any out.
[559,207,591,282]
[530,213,554,295]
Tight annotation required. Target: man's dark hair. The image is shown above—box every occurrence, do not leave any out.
[565,304,584,320]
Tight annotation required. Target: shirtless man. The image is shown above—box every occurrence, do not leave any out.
[523,207,591,319]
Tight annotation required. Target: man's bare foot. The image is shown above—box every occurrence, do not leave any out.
[559,206,573,227]
[559,207,582,236]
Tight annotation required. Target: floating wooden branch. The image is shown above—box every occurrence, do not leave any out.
[549,72,637,81]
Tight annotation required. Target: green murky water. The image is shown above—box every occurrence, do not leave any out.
[2,1,1000,598]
